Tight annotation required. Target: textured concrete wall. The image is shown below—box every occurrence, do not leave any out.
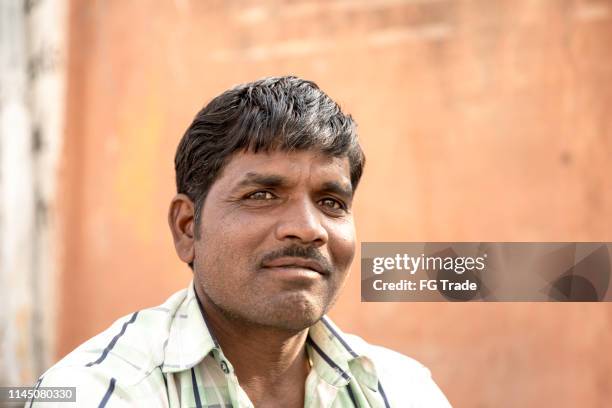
[59,1,612,406]
[0,0,65,386]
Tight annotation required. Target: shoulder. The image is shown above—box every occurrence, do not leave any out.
[31,363,167,407]
[344,334,453,408]
[29,289,189,406]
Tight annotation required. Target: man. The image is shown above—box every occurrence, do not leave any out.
[30,76,450,407]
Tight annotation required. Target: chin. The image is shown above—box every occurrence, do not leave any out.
[252,293,327,331]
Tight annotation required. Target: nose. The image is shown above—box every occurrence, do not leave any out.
[274,197,328,246]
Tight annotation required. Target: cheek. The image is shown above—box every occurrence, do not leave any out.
[196,212,271,268]
[328,221,356,270]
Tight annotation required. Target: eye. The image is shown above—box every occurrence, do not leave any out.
[246,191,276,200]
[318,197,346,212]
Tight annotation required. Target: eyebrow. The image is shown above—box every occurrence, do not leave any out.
[321,181,353,199]
[234,172,353,198]
[235,172,287,189]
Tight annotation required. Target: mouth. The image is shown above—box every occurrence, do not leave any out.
[261,257,327,275]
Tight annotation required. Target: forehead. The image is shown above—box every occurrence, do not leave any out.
[216,150,351,189]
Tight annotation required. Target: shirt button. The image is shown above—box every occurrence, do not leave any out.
[220,360,230,374]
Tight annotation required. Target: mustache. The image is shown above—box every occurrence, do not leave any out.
[258,245,333,274]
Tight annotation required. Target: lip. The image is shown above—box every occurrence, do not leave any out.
[262,257,326,275]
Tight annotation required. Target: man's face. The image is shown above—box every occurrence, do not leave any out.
[193,149,356,331]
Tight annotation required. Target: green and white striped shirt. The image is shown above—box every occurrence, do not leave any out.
[28,282,451,407]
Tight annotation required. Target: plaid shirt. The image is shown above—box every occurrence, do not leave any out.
[28,282,451,407]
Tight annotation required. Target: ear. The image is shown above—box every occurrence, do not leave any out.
[168,194,196,265]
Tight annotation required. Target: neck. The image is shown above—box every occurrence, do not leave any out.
[195,286,311,406]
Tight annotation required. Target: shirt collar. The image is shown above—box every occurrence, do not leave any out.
[161,281,218,373]
[307,316,380,391]
[161,281,380,391]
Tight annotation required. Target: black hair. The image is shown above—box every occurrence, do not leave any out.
[174,75,365,235]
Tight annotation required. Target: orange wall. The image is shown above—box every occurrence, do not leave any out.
[58,1,612,407]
